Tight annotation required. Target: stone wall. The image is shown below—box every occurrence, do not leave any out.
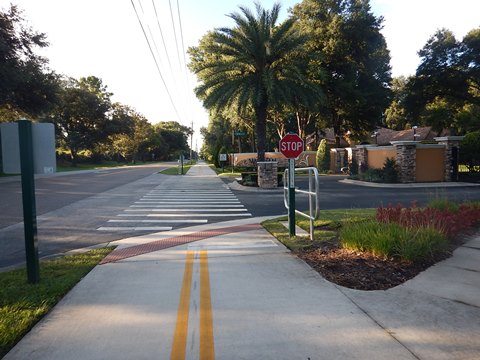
[257,161,278,188]
[391,141,417,183]
[434,136,464,182]
[354,145,373,174]
[346,137,464,183]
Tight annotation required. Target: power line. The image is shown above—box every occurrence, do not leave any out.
[168,0,183,71]
[130,0,182,123]
[176,0,196,149]
[152,0,173,72]
[176,0,187,71]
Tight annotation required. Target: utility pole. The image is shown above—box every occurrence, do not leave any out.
[190,120,193,163]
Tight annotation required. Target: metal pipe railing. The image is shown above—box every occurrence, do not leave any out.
[283,167,320,240]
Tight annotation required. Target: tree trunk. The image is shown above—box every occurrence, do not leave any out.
[332,110,341,148]
[70,148,78,167]
[255,102,268,162]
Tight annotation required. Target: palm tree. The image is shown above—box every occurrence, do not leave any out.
[190,2,320,161]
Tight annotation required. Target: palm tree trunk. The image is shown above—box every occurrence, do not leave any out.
[256,102,268,162]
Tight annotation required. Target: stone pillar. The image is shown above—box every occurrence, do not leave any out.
[355,145,370,174]
[434,136,464,182]
[347,147,358,173]
[257,161,278,188]
[391,141,417,183]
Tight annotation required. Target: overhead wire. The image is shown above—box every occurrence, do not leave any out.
[152,0,173,72]
[176,0,195,154]
[130,0,182,123]
[168,0,183,71]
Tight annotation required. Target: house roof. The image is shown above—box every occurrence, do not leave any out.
[376,127,447,145]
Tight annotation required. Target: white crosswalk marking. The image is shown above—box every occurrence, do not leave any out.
[97,188,250,233]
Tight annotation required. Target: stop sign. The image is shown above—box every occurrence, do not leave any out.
[279,133,304,158]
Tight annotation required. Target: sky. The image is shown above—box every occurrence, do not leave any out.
[6,0,480,150]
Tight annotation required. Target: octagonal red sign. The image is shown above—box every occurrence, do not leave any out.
[279,133,304,158]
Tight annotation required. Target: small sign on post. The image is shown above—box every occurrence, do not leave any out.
[219,153,227,172]
[279,133,304,237]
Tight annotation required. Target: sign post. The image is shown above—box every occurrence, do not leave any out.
[279,134,304,237]
[219,153,227,172]
[18,120,40,283]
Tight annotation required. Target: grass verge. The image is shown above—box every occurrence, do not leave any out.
[262,207,453,263]
[262,208,376,252]
[0,247,113,357]
[57,161,151,172]
[159,162,196,175]
[341,221,448,262]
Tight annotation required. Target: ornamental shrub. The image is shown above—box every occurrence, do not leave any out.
[460,131,480,172]
[316,139,330,173]
[382,158,399,183]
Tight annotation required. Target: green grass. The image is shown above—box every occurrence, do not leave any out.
[262,207,449,263]
[262,208,375,252]
[0,247,113,357]
[218,172,242,177]
[159,162,195,175]
[57,161,152,172]
[341,221,448,262]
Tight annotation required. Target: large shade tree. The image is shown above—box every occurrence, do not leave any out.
[189,2,321,161]
[291,0,392,146]
[405,28,480,133]
[0,5,58,121]
[48,77,114,165]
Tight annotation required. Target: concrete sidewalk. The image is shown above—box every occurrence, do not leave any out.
[5,163,480,359]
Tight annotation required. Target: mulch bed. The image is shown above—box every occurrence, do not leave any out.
[296,236,454,291]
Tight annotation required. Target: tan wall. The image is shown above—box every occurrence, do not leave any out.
[416,148,445,182]
[367,148,397,169]
[232,151,317,167]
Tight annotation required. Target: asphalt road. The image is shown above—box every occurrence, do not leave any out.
[2,164,480,269]
[227,175,480,217]
[0,163,179,268]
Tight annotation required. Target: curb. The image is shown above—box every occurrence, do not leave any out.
[340,178,480,188]
[227,180,284,193]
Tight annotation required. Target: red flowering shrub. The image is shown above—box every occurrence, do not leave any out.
[376,202,480,240]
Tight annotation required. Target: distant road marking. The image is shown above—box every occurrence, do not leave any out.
[97,226,172,231]
[200,250,214,359]
[117,213,252,217]
[170,251,195,360]
[149,190,231,194]
[134,200,240,204]
[130,204,245,208]
[107,219,208,223]
[142,196,237,200]
[124,208,248,212]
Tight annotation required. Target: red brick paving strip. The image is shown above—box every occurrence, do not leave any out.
[100,223,262,264]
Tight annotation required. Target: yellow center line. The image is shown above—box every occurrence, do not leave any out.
[200,250,215,360]
[170,250,195,360]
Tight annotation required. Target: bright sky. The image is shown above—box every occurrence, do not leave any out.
[6,0,480,150]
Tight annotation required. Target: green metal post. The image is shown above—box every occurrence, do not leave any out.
[288,158,296,237]
[18,120,40,283]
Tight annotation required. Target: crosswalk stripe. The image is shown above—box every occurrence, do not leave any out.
[129,204,245,208]
[108,219,208,223]
[134,201,241,204]
[117,213,252,217]
[97,226,173,231]
[138,198,240,201]
[124,208,248,212]
[98,186,250,233]
[149,190,232,193]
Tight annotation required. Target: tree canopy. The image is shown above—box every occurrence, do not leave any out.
[405,28,480,133]
[291,0,392,146]
[189,2,322,161]
[0,5,58,120]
